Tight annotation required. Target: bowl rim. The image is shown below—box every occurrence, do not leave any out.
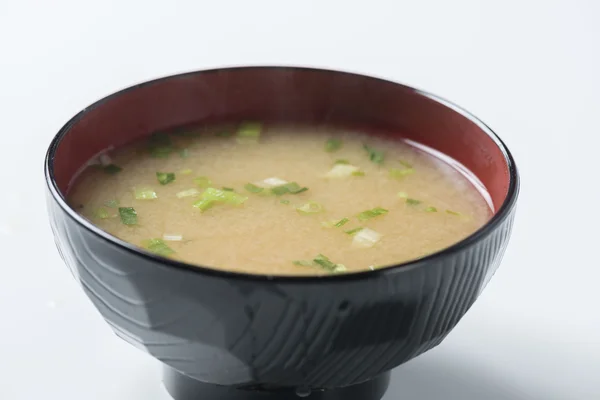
[44,65,520,283]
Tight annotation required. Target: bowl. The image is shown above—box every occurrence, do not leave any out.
[45,66,519,400]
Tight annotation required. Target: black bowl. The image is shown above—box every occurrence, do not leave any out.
[45,66,518,400]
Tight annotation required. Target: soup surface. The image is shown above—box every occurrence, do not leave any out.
[69,124,492,275]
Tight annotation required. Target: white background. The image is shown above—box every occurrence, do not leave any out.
[1,1,599,399]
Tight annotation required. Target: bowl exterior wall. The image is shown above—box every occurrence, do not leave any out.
[47,192,515,389]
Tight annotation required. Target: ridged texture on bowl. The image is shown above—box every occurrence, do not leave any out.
[47,193,516,389]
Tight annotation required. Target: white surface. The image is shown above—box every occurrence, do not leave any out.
[1,1,599,399]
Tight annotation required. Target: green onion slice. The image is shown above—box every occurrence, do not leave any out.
[406,198,421,205]
[357,207,388,221]
[446,209,462,216]
[324,164,360,178]
[363,144,384,164]
[296,201,323,214]
[104,199,119,208]
[94,208,110,219]
[271,182,308,196]
[179,149,190,158]
[148,132,173,158]
[192,199,214,212]
[325,138,343,152]
[425,206,438,212]
[345,227,364,235]
[194,176,212,188]
[156,172,176,185]
[334,159,350,164]
[236,122,262,143]
[244,183,265,193]
[389,168,415,179]
[202,187,248,205]
[142,238,175,257]
[176,188,201,198]
[118,207,137,225]
[313,254,346,273]
[222,187,235,192]
[134,187,158,200]
[334,217,350,227]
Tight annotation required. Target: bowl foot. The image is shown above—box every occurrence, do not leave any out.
[163,366,390,400]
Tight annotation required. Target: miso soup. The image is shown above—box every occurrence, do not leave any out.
[68,124,492,276]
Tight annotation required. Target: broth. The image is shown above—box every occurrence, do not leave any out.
[68,124,492,275]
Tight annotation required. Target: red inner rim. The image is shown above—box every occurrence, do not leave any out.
[45,66,518,281]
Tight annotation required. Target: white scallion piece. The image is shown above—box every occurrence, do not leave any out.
[352,228,382,248]
[256,177,288,188]
[162,234,183,241]
[99,153,113,166]
[324,164,360,178]
[176,188,201,198]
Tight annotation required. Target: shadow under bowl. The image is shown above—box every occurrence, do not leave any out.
[44,66,519,400]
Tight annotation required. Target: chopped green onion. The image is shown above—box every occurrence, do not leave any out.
[94,208,110,219]
[313,254,337,270]
[325,164,360,178]
[334,159,350,164]
[215,130,233,137]
[148,133,173,158]
[389,168,415,179]
[313,254,346,273]
[118,207,137,225]
[280,199,290,204]
[345,227,364,235]
[244,183,265,194]
[357,207,388,221]
[352,228,382,248]
[194,176,212,188]
[271,182,308,196]
[325,138,343,152]
[334,217,350,227]
[156,172,176,185]
[293,260,314,267]
[296,201,323,214]
[397,192,409,199]
[192,199,214,212]
[352,171,365,177]
[142,238,174,257]
[192,186,249,212]
[179,169,193,175]
[398,160,413,168]
[103,164,122,175]
[201,187,248,205]
[236,122,262,143]
[176,188,201,198]
[363,144,384,164]
[134,187,158,200]
[406,198,421,205]
[446,209,462,216]
[179,149,190,158]
[425,206,438,212]
[222,187,235,192]
[104,199,119,208]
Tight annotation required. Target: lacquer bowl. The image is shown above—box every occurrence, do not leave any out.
[44,66,519,400]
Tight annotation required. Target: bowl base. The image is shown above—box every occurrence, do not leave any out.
[163,366,390,400]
